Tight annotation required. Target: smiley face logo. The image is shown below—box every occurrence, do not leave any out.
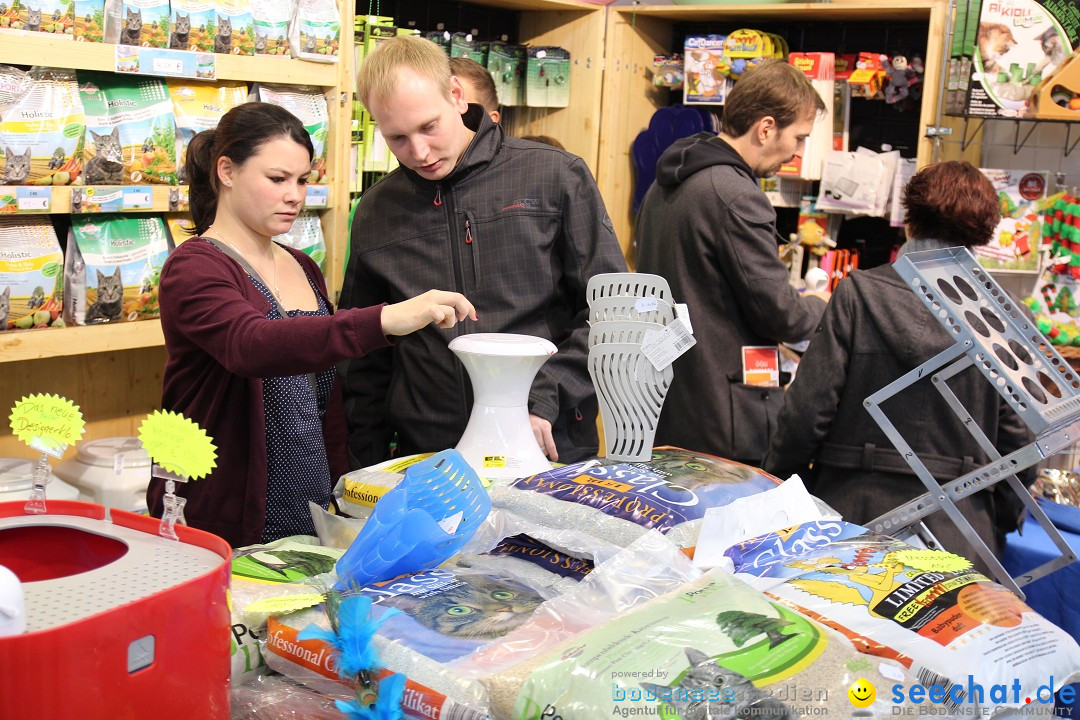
[848,679,876,708]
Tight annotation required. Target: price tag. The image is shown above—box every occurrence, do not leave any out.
[15,188,50,212]
[9,394,85,458]
[123,187,152,209]
[152,57,184,75]
[890,549,973,573]
[138,410,218,480]
[305,185,329,208]
[641,317,697,371]
[635,297,658,313]
[115,46,215,81]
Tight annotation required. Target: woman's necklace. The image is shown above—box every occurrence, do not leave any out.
[208,229,282,300]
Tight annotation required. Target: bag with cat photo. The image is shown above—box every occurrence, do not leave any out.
[0,67,84,186]
[64,214,172,326]
[168,0,216,52]
[168,79,248,183]
[213,0,255,56]
[251,0,292,56]
[78,71,177,185]
[288,0,339,63]
[0,215,65,331]
[108,0,170,47]
[253,83,328,183]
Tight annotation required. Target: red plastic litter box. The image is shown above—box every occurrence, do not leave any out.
[0,499,232,719]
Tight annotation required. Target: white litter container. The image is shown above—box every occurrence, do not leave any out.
[0,457,80,504]
[53,437,151,514]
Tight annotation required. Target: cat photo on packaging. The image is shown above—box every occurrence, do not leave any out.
[215,0,255,55]
[251,0,291,55]
[289,0,339,62]
[113,0,169,47]
[0,215,65,331]
[0,67,84,186]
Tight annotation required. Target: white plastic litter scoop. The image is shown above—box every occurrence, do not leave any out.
[588,343,673,461]
[449,333,558,479]
[587,272,672,305]
[589,295,675,325]
[588,320,666,348]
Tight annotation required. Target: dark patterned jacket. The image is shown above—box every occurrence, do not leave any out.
[339,105,626,466]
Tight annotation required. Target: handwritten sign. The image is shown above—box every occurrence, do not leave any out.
[891,549,973,573]
[138,409,217,480]
[9,394,85,457]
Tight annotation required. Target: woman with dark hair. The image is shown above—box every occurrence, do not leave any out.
[763,161,1032,573]
[147,102,475,546]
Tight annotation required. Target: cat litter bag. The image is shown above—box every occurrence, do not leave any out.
[0,215,64,331]
[168,0,216,52]
[78,71,177,185]
[266,530,700,720]
[118,0,170,47]
[214,0,255,56]
[64,214,171,325]
[486,569,931,720]
[254,83,328,183]
[230,536,346,686]
[727,520,1080,713]
[168,79,248,183]
[289,0,339,62]
[0,67,84,186]
[273,211,325,273]
[251,0,291,56]
[488,446,780,552]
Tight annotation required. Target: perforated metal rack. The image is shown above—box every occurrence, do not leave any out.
[865,247,1076,596]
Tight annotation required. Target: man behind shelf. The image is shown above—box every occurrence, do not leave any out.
[339,35,626,468]
[635,59,831,467]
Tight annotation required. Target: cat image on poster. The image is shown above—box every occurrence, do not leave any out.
[84,128,124,185]
[977,22,1017,76]
[84,267,124,324]
[379,576,543,640]
[640,648,797,720]
[169,11,190,50]
[2,147,31,184]
[120,8,143,46]
[0,287,9,330]
[214,15,231,54]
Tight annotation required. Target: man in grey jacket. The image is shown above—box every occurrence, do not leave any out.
[635,60,829,465]
[339,35,626,468]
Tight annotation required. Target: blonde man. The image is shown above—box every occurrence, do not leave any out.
[340,35,626,467]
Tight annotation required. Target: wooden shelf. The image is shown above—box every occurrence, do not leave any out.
[0,184,332,214]
[0,319,164,364]
[0,33,339,86]
[460,0,600,10]
[613,1,939,22]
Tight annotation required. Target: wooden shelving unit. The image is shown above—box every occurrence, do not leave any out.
[595,0,949,253]
[0,320,164,364]
[0,184,332,214]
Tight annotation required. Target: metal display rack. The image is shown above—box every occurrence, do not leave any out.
[865,247,1076,596]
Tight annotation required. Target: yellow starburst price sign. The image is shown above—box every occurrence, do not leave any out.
[9,394,85,457]
[891,549,973,574]
[138,410,217,480]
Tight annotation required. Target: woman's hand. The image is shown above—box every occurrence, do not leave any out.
[380,290,477,336]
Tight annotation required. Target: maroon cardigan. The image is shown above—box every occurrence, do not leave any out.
[146,237,390,548]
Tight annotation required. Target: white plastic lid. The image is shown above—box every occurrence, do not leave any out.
[0,458,37,493]
[449,333,557,357]
[74,437,151,469]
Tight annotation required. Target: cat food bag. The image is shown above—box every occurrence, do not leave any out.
[485,569,926,720]
[0,68,83,186]
[118,0,170,47]
[0,215,64,331]
[488,447,780,552]
[213,0,255,56]
[727,520,1080,712]
[289,0,339,62]
[254,83,328,183]
[64,214,171,325]
[28,0,75,36]
[74,0,105,41]
[273,211,325,272]
[168,0,215,52]
[164,213,196,246]
[78,71,177,185]
[251,0,291,56]
[168,79,247,183]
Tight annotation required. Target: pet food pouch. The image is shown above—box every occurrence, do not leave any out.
[728,520,1080,712]
[289,0,339,62]
[254,83,328,183]
[168,0,215,52]
[118,0,169,47]
[168,79,247,183]
[251,0,291,55]
[273,211,325,272]
[488,447,780,550]
[213,0,255,56]
[73,0,105,41]
[78,71,177,185]
[64,214,170,325]
[0,67,83,186]
[0,215,64,331]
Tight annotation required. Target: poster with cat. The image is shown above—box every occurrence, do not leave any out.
[118,0,170,47]
[0,67,83,186]
[214,0,255,55]
[168,0,215,52]
[0,216,64,331]
[64,214,171,325]
[289,0,339,62]
[74,0,105,42]
[966,0,1077,118]
[78,71,177,185]
[251,0,291,56]
[168,79,248,183]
